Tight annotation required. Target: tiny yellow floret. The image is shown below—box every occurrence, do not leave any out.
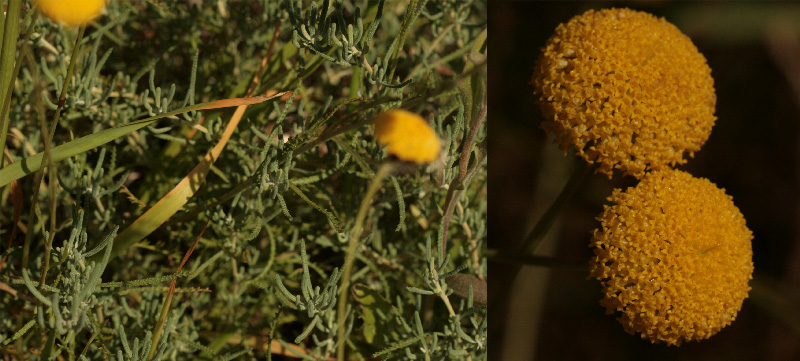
[589,169,753,346]
[532,8,716,178]
[34,0,107,27]
[373,109,441,164]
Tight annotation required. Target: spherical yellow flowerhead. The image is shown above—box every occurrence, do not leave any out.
[33,0,107,27]
[373,109,441,164]
[589,169,753,346]
[532,8,716,178]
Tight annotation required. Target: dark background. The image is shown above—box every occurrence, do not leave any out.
[490,2,800,360]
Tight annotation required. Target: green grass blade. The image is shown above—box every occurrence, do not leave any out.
[89,92,286,262]
[0,97,268,187]
[0,0,22,170]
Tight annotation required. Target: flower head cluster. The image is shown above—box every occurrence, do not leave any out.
[34,0,107,27]
[373,109,441,164]
[589,169,753,345]
[532,8,716,178]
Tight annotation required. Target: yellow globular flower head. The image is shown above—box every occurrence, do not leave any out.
[373,109,441,164]
[532,8,716,178]
[589,169,753,346]
[33,0,107,27]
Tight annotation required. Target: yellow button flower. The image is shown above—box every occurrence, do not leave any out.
[532,8,716,178]
[373,109,441,164]
[589,169,753,345]
[34,0,107,27]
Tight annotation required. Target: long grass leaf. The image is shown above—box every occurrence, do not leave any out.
[0,97,268,187]
[94,94,284,262]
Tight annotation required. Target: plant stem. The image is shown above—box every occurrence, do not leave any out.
[492,163,590,319]
[430,263,456,317]
[22,24,84,270]
[487,248,588,269]
[336,162,393,361]
[0,0,21,171]
[2,10,35,274]
[440,88,486,255]
[489,164,590,356]
[522,164,590,257]
[39,26,87,285]
[386,0,427,82]
[0,8,37,177]
[148,222,206,360]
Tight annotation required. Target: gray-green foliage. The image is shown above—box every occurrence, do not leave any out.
[274,239,344,349]
[1,0,486,360]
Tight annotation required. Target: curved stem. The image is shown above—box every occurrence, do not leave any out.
[441,89,487,255]
[520,164,590,256]
[336,162,393,361]
[492,163,590,314]
[489,164,591,355]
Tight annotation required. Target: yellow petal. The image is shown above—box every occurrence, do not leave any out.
[373,109,441,164]
[34,0,107,27]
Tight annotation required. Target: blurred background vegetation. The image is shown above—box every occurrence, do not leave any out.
[490,2,800,360]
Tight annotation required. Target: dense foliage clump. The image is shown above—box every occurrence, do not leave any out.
[0,1,487,360]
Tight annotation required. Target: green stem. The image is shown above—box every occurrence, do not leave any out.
[493,163,590,313]
[22,25,85,271]
[39,26,86,284]
[440,87,486,255]
[386,0,427,82]
[293,61,486,158]
[0,0,21,171]
[336,162,393,361]
[1,6,34,276]
[521,164,590,256]
[429,262,456,317]
[489,164,591,352]
[487,248,588,269]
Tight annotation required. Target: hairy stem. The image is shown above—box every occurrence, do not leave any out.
[440,89,487,255]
